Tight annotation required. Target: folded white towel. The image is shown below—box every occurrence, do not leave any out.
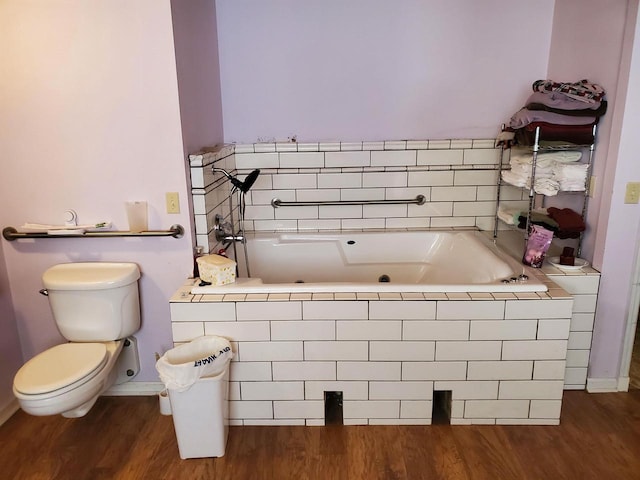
[46,229,86,235]
[21,221,112,232]
[497,205,522,225]
[501,170,528,188]
[534,178,560,196]
[552,163,588,191]
[555,163,589,177]
[507,147,587,196]
[511,150,582,164]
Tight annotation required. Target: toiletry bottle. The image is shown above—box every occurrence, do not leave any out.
[193,246,205,278]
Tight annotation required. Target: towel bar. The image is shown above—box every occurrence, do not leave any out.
[271,195,426,208]
[2,225,184,241]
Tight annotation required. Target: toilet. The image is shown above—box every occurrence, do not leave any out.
[13,262,141,418]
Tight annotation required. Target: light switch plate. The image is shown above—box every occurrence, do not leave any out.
[624,182,640,204]
[166,192,180,214]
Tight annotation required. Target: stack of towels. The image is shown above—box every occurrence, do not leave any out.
[509,79,606,131]
[497,79,606,149]
[501,149,585,196]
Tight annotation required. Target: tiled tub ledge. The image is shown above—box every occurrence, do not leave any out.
[170,281,574,426]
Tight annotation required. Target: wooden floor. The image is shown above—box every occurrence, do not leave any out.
[630,322,640,390]
[1,391,640,480]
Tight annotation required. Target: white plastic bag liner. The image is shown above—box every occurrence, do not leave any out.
[155,335,233,392]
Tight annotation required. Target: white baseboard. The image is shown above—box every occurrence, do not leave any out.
[618,376,630,392]
[586,377,622,393]
[104,381,163,396]
[0,399,19,426]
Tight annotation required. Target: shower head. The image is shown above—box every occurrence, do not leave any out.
[212,167,261,193]
[239,169,260,193]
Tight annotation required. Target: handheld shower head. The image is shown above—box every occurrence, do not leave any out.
[212,167,261,193]
[240,169,261,193]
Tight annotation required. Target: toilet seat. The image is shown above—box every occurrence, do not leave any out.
[14,343,108,396]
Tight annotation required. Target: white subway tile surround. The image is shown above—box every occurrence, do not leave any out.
[199,139,526,235]
[190,139,523,248]
[184,140,600,425]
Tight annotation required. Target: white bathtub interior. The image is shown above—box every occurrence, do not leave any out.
[192,229,547,294]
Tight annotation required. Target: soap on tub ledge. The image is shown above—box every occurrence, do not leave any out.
[196,254,237,286]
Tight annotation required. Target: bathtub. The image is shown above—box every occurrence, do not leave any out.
[191,229,546,294]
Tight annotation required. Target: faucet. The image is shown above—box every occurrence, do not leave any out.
[211,167,261,245]
[211,166,260,277]
[214,214,244,245]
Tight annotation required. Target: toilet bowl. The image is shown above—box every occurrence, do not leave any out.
[13,262,141,418]
[13,340,126,418]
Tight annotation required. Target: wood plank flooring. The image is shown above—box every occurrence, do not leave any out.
[1,390,640,479]
[629,323,640,390]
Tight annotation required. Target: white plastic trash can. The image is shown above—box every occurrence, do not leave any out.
[168,367,230,459]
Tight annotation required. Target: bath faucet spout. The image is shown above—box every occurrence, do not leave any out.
[219,233,245,244]
[213,214,245,245]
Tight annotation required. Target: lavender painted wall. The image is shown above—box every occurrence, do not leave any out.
[0,1,194,383]
[588,1,640,380]
[0,241,22,412]
[216,0,555,143]
[170,0,224,155]
[170,0,225,243]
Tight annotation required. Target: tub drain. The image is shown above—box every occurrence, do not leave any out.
[295,280,305,283]
[378,274,390,283]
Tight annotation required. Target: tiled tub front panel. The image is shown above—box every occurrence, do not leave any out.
[170,288,573,426]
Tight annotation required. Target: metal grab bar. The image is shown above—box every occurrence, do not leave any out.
[2,225,184,241]
[271,195,426,208]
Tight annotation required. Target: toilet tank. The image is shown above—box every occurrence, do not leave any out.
[42,262,141,342]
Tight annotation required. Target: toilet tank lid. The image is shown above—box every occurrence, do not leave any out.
[43,262,140,290]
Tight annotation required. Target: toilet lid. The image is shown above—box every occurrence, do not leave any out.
[14,343,108,395]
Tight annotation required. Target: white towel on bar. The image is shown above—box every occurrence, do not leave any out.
[20,222,112,232]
